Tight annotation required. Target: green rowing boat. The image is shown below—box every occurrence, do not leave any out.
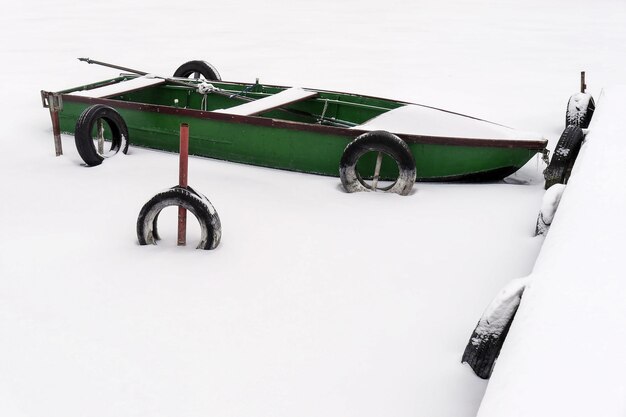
[41,60,547,191]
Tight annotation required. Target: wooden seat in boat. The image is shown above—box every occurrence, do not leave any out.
[214,87,317,116]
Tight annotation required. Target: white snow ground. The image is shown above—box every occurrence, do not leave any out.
[0,1,625,416]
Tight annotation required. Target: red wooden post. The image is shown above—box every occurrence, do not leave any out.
[45,93,63,156]
[178,123,189,246]
[50,108,63,156]
[581,71,586,93]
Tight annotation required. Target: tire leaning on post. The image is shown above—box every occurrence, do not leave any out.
[339,130,416,196]
[544,125,585,190]
[74,104,129,166]
[136,185,221,250]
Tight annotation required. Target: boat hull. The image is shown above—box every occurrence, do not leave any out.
[52,81,545,181]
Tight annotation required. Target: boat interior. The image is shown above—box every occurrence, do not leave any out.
[65,75,406,128]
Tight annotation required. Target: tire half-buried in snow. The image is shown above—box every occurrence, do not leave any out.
[74,104,129,166]
[137,185,221,250]
[339,130,416,196]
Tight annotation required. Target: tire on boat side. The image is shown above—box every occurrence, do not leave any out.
[137,185,221,250]
[544,125,585,190]
[173,60,221,81]
[566,92,595,128]
[74,104,129,167]
[339,130,416,196]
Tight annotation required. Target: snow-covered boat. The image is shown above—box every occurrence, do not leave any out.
[41,59,547,192]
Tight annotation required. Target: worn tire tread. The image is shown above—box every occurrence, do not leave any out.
[565,93,595,128]
[544,126,584,189]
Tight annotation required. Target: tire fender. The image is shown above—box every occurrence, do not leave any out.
[462,277,530,379]
[544,125,584,189]
[566,92,595,128]
[535,183,567,236]
[339,130,416,196]
[74,104,129,167]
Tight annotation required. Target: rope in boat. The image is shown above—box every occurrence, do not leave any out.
[228,83,256,100]
[198,82,219,111]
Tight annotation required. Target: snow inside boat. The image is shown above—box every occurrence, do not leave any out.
[42,64,547,183]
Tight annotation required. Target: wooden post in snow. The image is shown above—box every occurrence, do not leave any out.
[46,93,63,156]
[177,123,189,246]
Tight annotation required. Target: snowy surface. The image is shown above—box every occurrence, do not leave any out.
[1,1,626,416]
[353,104,544,140]
[477,88,626,417]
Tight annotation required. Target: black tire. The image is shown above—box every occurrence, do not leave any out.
[74,104,129,167]
[461,278,527,379]
[462,317,516,379]
[339,130,416,196]
[566,92,595,128]
[137,186,221,250]
[544,125,584,190]
[173,60,221,81]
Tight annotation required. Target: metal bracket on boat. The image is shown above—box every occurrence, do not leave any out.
[228,82,256,100]
[318,99,329,124]
[41,91,63,111]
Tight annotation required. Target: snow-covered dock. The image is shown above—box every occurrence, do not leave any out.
[477,88,626,417]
